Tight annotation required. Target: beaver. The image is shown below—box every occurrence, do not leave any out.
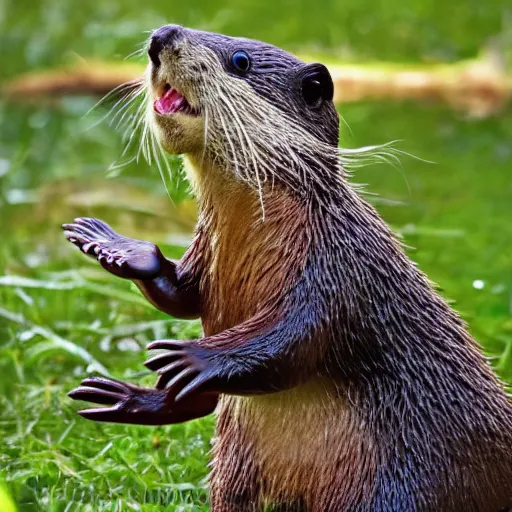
[64,25,512,511]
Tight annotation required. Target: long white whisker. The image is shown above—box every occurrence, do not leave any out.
[83,81,144,135]
[216,86,270,218]
[214,104,242,182]
[83,79,143,120]
[110,87,146,128]
[200,107,209,167]
[121,104,147,158]
[124,47,146,61]
[154,132,174,200]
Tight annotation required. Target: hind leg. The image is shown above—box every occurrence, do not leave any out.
[210,481,306,512]
[209,451,262,512]
[208,401,309,512]
[210,473,262,512]
[209,406,263,511]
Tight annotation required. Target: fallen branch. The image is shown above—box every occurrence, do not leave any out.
[3,51,511,117]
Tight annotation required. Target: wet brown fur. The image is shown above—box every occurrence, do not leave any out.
[148,27,512,511]
[184,156,309,335]
[184,157,379,510]
[69,25,512,512]
[181,146,512,511]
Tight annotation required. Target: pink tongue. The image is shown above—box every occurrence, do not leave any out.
[154,88,185,114]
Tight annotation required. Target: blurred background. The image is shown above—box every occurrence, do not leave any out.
[0,0,511,510]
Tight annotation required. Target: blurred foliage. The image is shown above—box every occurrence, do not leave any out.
[0,0,511,510]
[0,482,17,512]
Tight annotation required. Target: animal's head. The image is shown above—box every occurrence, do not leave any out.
[144,25,340,192]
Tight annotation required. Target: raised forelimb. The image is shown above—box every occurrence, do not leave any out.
[144,275,325,399]
[68,376,218,425]
[62,217,202,319]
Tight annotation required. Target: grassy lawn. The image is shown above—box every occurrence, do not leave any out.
[1,0,511,510]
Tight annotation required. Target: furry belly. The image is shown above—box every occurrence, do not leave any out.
[214,380,377,511]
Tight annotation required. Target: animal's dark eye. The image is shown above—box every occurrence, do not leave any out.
[302,77,323,106]
[231,50,251,73]
[300,65,334,108]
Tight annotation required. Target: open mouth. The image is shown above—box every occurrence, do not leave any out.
[153,84,200,116]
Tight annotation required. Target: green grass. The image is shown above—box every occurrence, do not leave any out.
[1,0,511,510]
[0,243,215,511]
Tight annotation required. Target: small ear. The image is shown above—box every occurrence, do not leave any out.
[298,63,334,105]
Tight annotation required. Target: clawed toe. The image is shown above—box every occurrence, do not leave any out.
[146,339,183,351]
[77,405,124,423]
[144,350,184,372]
[80,376,134,393]
[68,377,133,406]
[155,367,198,391]
[68,386,124,405]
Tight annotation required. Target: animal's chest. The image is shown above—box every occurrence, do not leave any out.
[199,193,308,336]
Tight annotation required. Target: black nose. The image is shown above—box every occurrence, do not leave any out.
[148,25,184,67]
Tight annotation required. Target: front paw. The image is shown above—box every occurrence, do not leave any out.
[62,217,162,280]
[145,340,216,400]
[68,377,168,424]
